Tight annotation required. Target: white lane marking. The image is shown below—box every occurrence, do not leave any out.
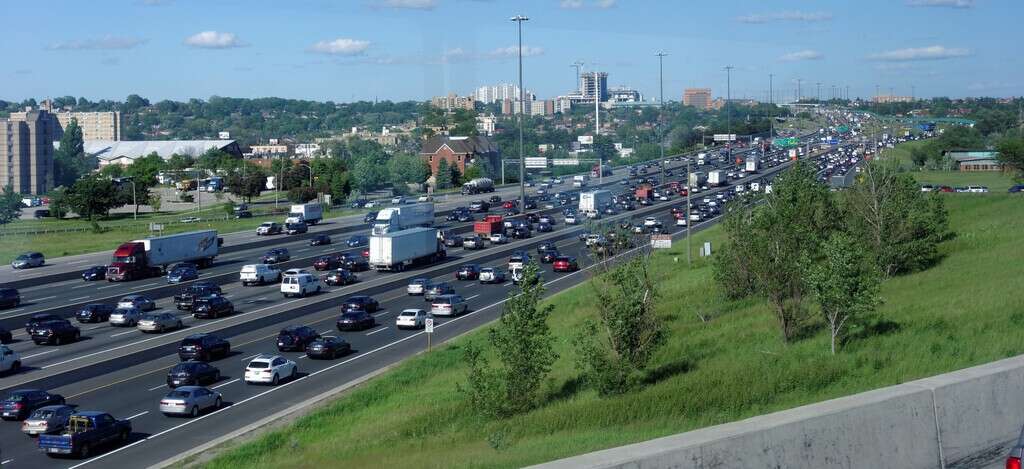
[125,411,149,420]
[140,282,161,288]
[71,284,91,289]
[240,354,259,362]
[1,458,13,465]
[33,295,57,301]
[67,260,90,265]
[465,294,480,301]
[320,330,332,334]
[97,285,120,290]
[22,350,56,360]
[148,384,166,391]
[298,354,308,359]
[372,311,389,317]
[110,329,138,338]
[502,282,513,287]
[365,327,388,336]
[211,378,239,389]
[68,296,90,302]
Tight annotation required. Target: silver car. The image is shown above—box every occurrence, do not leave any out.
[407,278,430,296]
[11,252,44,269]
[117,295,156,311]
[159,386,222,417]
[109,307,143,327]
[138,312,184,333]
[21,405,74,436]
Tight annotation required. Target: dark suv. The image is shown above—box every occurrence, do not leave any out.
[1,389,65,420]
[25,313,63,335]
[342,295,380,313]
[76,304,116,323]
[30,320,81,345]
[174,282,223,310]
[0,289,20,309]
[191,295,234,319]
[261,248,291,264]
[277,326,320,352]
[178,334,231,362]
[339,253,369,272]
[166,361,221,388]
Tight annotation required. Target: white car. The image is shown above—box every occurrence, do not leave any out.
[244,354,298,385]
[479,267,506,284]
[281,273,322,298]
[643,217,659,227]
[396,309,429,329]
[676,217,687,226]
[489,233,509,244]
[240,264,281,286]
[564,215,578,225]
[407,278,430,296]
[110,307,143,327]
[0,345,21,373]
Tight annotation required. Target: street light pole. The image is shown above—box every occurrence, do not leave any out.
[769,73,774,139]
[511,15,529,212]
[657,51,667,186]
[725,65,734,154]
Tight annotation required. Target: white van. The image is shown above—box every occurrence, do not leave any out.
[240,264,282,286]
[281,273,322,298]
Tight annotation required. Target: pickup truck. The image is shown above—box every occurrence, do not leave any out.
[173,283,223,310]
[38,412,131,458]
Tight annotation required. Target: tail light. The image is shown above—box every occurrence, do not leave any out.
[14,403,23,409]
[1008,457,1022,469]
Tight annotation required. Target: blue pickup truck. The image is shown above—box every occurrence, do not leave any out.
[38,411,131,458]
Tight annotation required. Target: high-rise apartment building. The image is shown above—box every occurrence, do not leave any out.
[580,72,609,101]
[872,95,914,104]
[430,93,476,111]
[475,84,521,104]
[53,111,123,141]
[683,88,713,110]
[0,109,57,194]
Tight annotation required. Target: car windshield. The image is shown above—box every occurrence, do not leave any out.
[15,255,29,260]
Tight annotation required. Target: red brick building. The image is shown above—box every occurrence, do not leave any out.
[419,135,500,176]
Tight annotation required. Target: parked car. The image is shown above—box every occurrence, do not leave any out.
[395,309,429,329]
[430,294,469,317]
[177,334,231,362]
[256,222,283,236]
[277,326,321,352]
[424,282,454,302]
[455,264,481,281]
[305,336,351,359]
[30,320,81,345]
[11,252,44,269]
[323,269,358,286]
[260,248,290,264]
[138,313,184,333]
[336,309,376,331]
[285,221,308,235]
[166,361,221,388]
[479,267,506,284]
[109,307,143,327]
[1,389,65,420]
[22,405,75,436]
[81,266,107,281]
[553,256,579,272]
[309,234,332,246]
[117,294,156,311]
[342,295,380,313]
[75,304,115,323]
[346,235,369,247]
[407,278,431,296]
[244,355,297,385]
[166,266,198,284]
[191,295,234,319]
[159,386,222,417]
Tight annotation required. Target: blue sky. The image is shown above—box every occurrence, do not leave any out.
[3,0,1020,103]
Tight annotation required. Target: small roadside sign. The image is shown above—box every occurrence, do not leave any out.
[425,318,434,333]
[650,234,672,249]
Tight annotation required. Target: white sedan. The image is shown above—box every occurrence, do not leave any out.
[489,233,509,244]
[244,355,297,386]
[396,309,429,329]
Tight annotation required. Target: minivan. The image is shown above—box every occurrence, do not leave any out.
[430,294,468,317]
[281,273,322,298]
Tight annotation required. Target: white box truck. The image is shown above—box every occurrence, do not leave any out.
[285,203,323,225]
[371,202,435,236]
[745,156,759,173]
[708,170,726,187]
[572,174,589,188]
[579,190,612,219]
[368,227,446,272]
[107,230,220,281]
[688,171,708,189]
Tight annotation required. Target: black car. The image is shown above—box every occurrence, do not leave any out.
[445,208,468,222]
[309,234,332,246]
[525,213,540,224]
[323,269,358,286]
[25,313,63,335]
[339,253,369,272]
[178,334,231,362]
[234,210,253,219]
[0,327,10,344]
[277,325,320,352]
[539,249,561,264]
[444,235,464,248]
[469,200,490,212]
[489,195,502,204]
[345,235,368,247]
[0,389,65,420]
[192,295,234,319]
[336,310,376,331]
[166,361,221,388]
[285,222,308,235]
[456,212,474,223]
[75,304,115,323]
[455,264,481,281]
[524,199,537,209]
[363,211,378,224]
[305,336,351,359]
[537,222,553,233]
[0,288,20,309]
[81,266,107,281]
[174,282,223,310]
[343,295,380,313]
[261,248,291,264]
[511,227,531,239]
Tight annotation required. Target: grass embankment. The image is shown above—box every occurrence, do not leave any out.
[196,180,1024,469]
[880,139,1016,192]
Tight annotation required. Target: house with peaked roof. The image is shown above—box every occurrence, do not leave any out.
[419,135,500,177]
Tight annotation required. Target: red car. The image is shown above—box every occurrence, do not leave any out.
[552,256,579,272]
[502,200,517,209]
[313,255,342,271]
[455,264,481,281]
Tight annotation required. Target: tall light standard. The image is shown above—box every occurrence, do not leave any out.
[114,177,138,220]
[724,65,734,156]
[656,51,668,185]
[511,15,529,212]
[297,163,314,187]
[769,73,774,139]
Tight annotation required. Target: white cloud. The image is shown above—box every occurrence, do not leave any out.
[560,0,614,9]
[595,0,616,8]
[780,50,823,61]
[559,0,584,8]
[488,45,544,58]
[868,45,970,61]
[737,11,832,24]
[308,38,372,56]
[907,0,974,8]
[47,35,147,50]
[184,31,245,49]
[376,0,437,9]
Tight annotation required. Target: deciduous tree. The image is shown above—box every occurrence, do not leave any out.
[807,233,881,354]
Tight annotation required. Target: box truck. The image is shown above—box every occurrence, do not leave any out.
[473,215,504,237]
[745,156,759,173]
[107,230,219,282]
[371,202,435,236]
[688,171,708,188]
[572,174,589,188]
[708,170,726,187]
[461,178,495,195]
[285,203,323,225]
[579,190,612,218]
[368,227,446,272]
[634,184,654,201]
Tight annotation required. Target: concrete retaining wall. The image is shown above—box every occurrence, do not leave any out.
[531,355,1024,469]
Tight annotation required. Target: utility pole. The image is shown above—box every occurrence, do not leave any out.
[594,70,600,136]
[796,78,802,103]
[686,157,692,267]
[725,65,734,149]
[816,82,821,102]
[657,51,667,185]
[511,15,529,212]
[769,73,774,139]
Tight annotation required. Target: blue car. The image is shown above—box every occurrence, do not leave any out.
[81,266,107,281]
[346,235,369,247]
[167,266,198,284]
[1009,185,1024,193]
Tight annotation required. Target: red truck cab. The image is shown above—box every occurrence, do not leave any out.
[107,242,155,282]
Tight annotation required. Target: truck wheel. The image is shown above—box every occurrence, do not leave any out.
[120,430,129,442]
[73,331,80,342]
[11,361,20,372]
[79,443,90,458]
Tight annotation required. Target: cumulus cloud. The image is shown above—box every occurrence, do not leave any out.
[560,0,615,9]
[737,11,832,24]
[376,0,437,9]
[907,0,974,8]
[47,35,147,50]
[780,50,823,61]
[596,0,616,7]
[184,31,246,49]
[560,0,583,8]
[308,38,372,56]
[488,45,544,58]
[868,45,970,61]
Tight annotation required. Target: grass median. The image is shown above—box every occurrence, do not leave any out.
[193,182,1024,469]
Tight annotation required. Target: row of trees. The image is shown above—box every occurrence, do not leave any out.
[713,162,949,352]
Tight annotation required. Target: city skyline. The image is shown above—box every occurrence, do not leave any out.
[2,0,1021,103]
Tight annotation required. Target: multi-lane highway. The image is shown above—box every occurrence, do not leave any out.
[0,135,836,468]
